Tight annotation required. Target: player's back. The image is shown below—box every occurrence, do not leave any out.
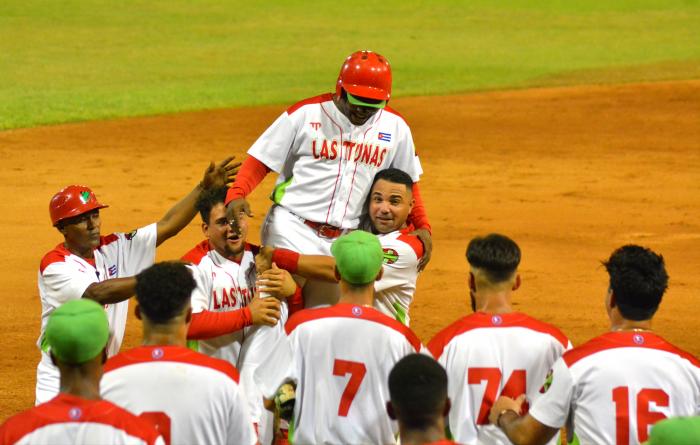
[101,345,256,445]
[428,311,570,445]
[0,393,163,445]
[544,331,700,445]
[284,303,423,445]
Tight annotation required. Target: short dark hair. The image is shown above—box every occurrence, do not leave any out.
[372,168,414,191]
[466,234,521,283]
[195,186,228,224]
[388,354,447,429]
[135,262,195,324]
[603,245,668,321]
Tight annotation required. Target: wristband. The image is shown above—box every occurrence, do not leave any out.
[272,248,300,274]
[497,408,519,428]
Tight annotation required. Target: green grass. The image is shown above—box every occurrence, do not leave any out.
[1,0,699,129]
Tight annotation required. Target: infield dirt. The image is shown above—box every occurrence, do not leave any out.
[1,80,699,419]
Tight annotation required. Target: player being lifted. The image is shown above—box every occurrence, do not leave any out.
[36,157,239,404]
[225,50,432,308]
[490,245,700,445]
[256,168,424,325]
[428,234,571,445]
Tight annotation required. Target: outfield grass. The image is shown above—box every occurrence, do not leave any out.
[1,0,699,129]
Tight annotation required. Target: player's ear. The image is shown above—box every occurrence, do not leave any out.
[134,304,142,321]
[375,267,384,282]
[443,397,452,417]
[608,288,617,308]
[386,401,396,420]
[201,221,209,236]
[334,266,342,282]
[512,274,521,291]
[101,347,107,365]
[185,306,193,324]
[469,272,477,293]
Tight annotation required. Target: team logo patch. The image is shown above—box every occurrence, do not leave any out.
[539,369,554,393]
[383,248,399,265]
[108,265,117,277]
[79,191,91,204]
[125,229,138,240]
[310,122,321,130]
[491,315,503,325]
[152,348,164,360]
[69,407,82,420]
[351,306,363,317]
[633,334,645,345]
[378,132,391,142]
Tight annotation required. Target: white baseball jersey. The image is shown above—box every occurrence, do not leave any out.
[250,93,423,229]
[428,312,571,445]
[0,393,164,445]
[36,224,157,404]
[279,303,424,445]
[529,331,700,445]
[375,226,423,325]
[182,240,258,364]
[101,345,256,445]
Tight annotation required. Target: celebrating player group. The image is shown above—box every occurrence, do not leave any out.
[1,50,698,445]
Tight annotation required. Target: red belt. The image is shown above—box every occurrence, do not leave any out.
[303,220,344,239]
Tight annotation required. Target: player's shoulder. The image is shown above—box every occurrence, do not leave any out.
[105,345,240,383]
[563,331,700,369]
[286,303,422,351]
[381,226,424,260]
[181,240,212,265]
[286,93,334,115]
[428,312,569,358]
[92,399,163,443]
[382,105,409,126]
[39,243,72,273]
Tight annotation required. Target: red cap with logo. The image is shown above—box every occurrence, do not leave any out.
[336,50,392,101]
[49,185,108,226]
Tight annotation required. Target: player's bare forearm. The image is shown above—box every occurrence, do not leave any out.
[82,277,136,304]
[298,255,338,282]
[156,157,239,246]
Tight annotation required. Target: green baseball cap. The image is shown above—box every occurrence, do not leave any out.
[347,92,387,109]
[46,299,109,364]
[644,417,700,445]
[331,231,384,285]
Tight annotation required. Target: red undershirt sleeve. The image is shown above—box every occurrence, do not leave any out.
[407,182,431,233]
[187,307,253,340]
[225,155,272,205]
[287,285,304,316]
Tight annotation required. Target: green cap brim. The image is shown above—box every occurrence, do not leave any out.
[347,93,386,109]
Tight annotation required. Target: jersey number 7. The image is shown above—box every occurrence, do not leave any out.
[468,368,527,425]
[333,359,367,417]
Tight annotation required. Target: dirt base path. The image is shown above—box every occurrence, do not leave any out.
[1,80,699,419]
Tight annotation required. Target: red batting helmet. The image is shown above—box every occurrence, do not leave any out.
[49,185,108,226]
[336,50,392,101]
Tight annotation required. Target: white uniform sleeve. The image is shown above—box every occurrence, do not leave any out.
[374,237,419,294]
[41,262,96,305]
[187,265,210,313]
[119,223,157,276]
[388,123,423,182]
[226,383,257,445]
[528,357,574,429]
[247,112,298,173]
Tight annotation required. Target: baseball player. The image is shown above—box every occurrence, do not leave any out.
[0,299,163,445]
[428,234,571,445]
[181,186,299,444]
[258,167,423,325]
[489,245,700,445]
[266,231,425,445]
[35,157,238,405]
[225,49,432,309]
[387,353,457,445]
[101,262,257,445]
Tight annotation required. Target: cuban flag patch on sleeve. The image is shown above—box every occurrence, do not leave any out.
[378,132,392,142]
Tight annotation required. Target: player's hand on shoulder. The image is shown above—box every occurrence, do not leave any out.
[255,246,275,273]
[248,293,282,326]
[411,227,432,271]
[201,155,241,189]
[257,263,297,299]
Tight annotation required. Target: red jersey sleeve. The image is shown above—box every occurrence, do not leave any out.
[225,156,271,204]
[187,308,253,340]
[407,182,431,233]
